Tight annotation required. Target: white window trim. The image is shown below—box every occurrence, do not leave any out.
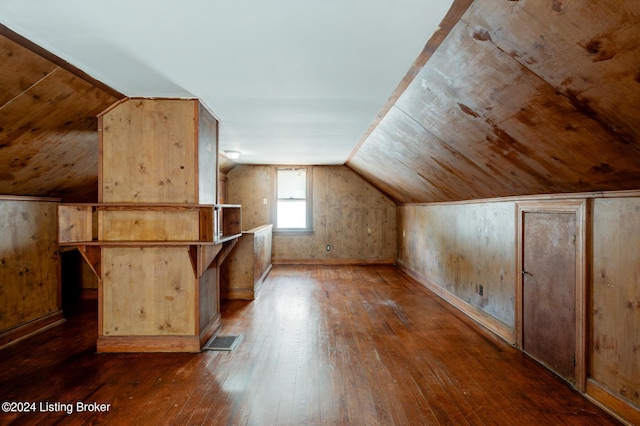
[271,166,313,234]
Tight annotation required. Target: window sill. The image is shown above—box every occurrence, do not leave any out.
[273,229,314,236]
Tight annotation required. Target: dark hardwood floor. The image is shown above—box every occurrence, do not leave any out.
[0,265,620,425]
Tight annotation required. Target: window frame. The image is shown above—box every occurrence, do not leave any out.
[271,166,313,235]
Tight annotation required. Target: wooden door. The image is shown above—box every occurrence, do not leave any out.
[522,211,576,383]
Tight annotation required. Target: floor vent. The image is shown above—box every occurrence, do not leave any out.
[203,335,241,351]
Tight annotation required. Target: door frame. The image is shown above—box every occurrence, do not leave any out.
[515,199,588,391]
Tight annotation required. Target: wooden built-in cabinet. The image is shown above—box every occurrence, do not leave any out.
[220,224,273,300]
[58,98,241,352]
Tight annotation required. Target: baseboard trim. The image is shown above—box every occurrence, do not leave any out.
[273,258,395,266]
[0,310,65,350]
[97,315,222,353]
[97,335,202,353]
[586,379,640,426]
[396,260,515,344]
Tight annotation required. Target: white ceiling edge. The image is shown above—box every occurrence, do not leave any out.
[0,0,454,165]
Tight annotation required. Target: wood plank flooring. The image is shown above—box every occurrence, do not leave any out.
[0,265,620,425]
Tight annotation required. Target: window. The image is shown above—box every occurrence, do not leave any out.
[272,167,312,233]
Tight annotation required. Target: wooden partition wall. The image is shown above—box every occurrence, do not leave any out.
[221,224,273,300]
[588,197,640,423]
[58,98,241,353]
[397,191,640,424]
[0,196,63,348]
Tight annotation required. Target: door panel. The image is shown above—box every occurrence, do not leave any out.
[523,212,576,383]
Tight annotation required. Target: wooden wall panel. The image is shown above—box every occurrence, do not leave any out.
[198,265,218,335]
[227,165,272,230]
[221,224,272,300]
[218,172,228,204]
[0,198,60,333]
[397,202,516,328]
[98,210,200,241]
[100,99,198,204]
[253,226,272,283]
[227,165,396,263]
[591,198,640,408]
[58,205,94,243]
[314,166,396,262]
[197,103,218,204]
[102,247,195,336]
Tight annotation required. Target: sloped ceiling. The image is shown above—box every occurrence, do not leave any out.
[0,28,122,202]
[0,0,453,166]
[1,0,640,205]
[348,0,640,203]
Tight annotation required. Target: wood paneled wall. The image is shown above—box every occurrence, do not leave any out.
[0,196,63,347]
[398,202,516,329]
[227,165,271,230]
[591,198,640,410]
[399,193,640,421]
[227,165,396,263]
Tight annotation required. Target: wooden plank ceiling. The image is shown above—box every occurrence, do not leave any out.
[0,27,121,203]
[348,0,640,203]
[2,0,640,205]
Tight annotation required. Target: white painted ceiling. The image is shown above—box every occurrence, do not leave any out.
[0,0,453,165]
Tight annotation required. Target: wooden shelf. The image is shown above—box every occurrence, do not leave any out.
[58,203,241,246]
[214,204,242,244]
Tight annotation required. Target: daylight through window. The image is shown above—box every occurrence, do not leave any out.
[274,167,311,231]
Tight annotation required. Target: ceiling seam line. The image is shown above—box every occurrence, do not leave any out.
[392,104,437,140]
[392,103,519,188]
[0,67,60,113]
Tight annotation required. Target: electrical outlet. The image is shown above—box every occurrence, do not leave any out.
[479,284,484,297]
[326,244,331,251]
